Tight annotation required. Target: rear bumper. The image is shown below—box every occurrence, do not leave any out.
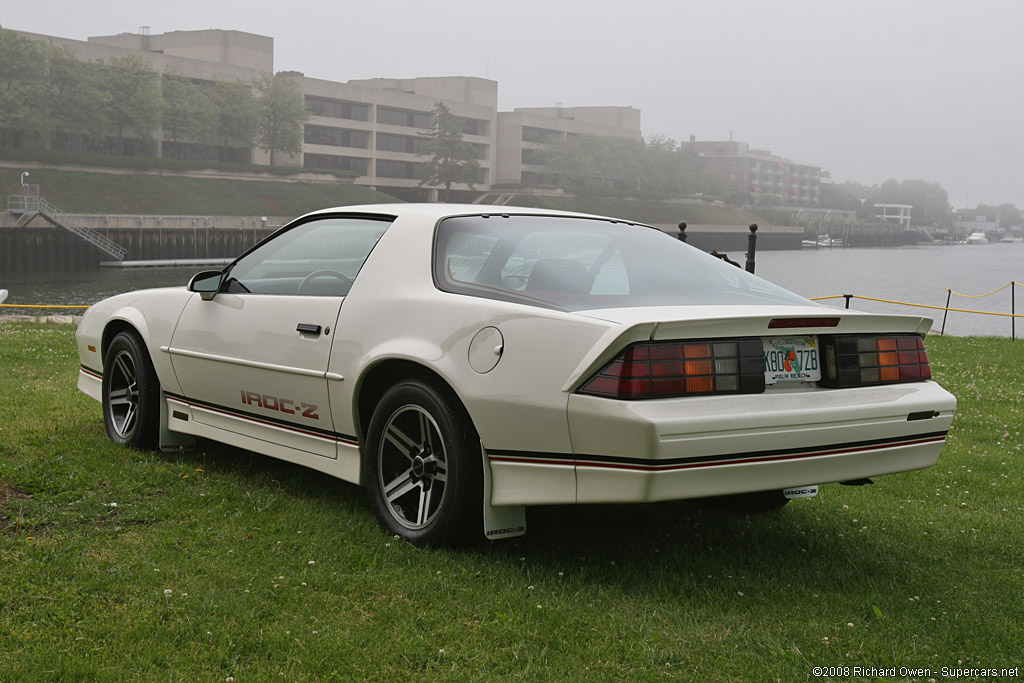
[487,381,955,505]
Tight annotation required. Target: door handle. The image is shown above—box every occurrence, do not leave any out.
[296,323,322,335]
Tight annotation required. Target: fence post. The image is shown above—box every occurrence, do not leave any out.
[843,294,852,309]
[940,289,951,336]
[677,221,687,243]
[745,223,758,273]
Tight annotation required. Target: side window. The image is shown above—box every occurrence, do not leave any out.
[225,216,392,296]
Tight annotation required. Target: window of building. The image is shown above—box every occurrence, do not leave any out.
[457,117,488,136]
[522,126,560,143]
[377,159,427,179]
[377,107,434,129]
[303,153,369,175]
[306,97,370,121]
[376,133,431,154]
[304,125,370,149]
[521,148,546,165]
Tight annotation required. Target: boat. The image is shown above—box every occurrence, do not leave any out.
[801,234,844,248]
[999,235,1022,243]
[0,289,7,304]
[966,231,989,245]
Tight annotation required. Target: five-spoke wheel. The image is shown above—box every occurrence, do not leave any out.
[365,378,482,546]
[102,332,159,449]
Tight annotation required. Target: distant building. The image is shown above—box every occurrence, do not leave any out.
[953,208,999,239]
[10,27,641,200]
[496,106,642,187]
[874,204,913,229]
[682,138,821,205]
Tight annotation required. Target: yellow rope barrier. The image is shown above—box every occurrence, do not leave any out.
[809,294,1024,318]
[946,281,1023,298]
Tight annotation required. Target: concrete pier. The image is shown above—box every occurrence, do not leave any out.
[0,213,288,271]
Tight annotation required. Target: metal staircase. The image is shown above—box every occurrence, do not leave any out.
[8,192,127,261]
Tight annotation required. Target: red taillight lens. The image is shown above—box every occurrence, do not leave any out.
[822,335,932,387]
[578,339,765,399]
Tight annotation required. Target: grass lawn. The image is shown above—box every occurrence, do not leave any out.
[1,323,1021,681]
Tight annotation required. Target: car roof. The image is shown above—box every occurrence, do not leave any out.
[300,203,650,226]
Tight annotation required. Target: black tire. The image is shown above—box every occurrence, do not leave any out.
[364,378,483,546]
[102,331,160,450]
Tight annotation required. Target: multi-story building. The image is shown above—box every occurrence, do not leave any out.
[10,27,641,200]
[682,139,821,205]
[496,106,642,187]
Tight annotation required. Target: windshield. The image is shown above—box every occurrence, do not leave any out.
[434,214,814,311]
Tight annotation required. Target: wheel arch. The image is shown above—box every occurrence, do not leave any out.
[101,318,145,360]
[354,358,469,452]
[98,310,177,393]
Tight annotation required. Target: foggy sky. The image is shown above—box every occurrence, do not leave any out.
[9,0,1024,208]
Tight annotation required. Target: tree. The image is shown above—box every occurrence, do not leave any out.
[98,54,160,155]
[160,69,217,157]
[253,72,307,165]
[877,178,952,227]
[211,79,258,161]
[42,43,108,149]
[975,203,1021,229]
[0,29,49,148]
[536,133,596,188]
[418,101,481,201]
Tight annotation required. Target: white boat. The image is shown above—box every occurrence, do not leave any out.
[0,289,7,304]
[999,235,1022,243]
[801,234,843,248]
[966,231,989,245]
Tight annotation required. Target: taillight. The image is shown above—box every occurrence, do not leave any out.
[578,339,765,399]
[821,335,932,387]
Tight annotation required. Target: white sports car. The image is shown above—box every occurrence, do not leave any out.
[76,204,957,545]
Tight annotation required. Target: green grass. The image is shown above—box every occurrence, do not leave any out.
[0,168,399,216]
[1,324,1022,680]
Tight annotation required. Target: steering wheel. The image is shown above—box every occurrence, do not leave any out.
[296,269,352,296]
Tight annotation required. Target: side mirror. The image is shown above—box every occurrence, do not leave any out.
[187,270,224,301]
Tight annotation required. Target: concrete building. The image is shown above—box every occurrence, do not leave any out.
[682,139,821,205]
[874,204,913,229]
[495,106,642,186]
[10,27,642,199]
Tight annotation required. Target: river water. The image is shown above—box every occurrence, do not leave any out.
[2,242,1022,338]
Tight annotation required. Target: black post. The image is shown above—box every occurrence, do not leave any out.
[1013,285,1016,340]
[940,289,951,336]
[745,223,758,273]
[843,294,852,309]
[677,221,687,243]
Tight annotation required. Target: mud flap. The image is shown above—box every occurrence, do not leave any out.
[481,441,526,540]
[160,390,196,452]
[783,485,818,499]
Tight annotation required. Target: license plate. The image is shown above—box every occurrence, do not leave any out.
[763,336,821,384]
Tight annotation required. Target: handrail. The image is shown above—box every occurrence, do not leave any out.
[812,281,1024,339]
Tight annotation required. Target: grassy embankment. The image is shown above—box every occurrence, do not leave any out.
[1,166,763,226]
[0,167,398,217]
[1,323,1022,680]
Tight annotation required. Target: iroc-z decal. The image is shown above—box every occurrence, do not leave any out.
[241,390,319,419]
